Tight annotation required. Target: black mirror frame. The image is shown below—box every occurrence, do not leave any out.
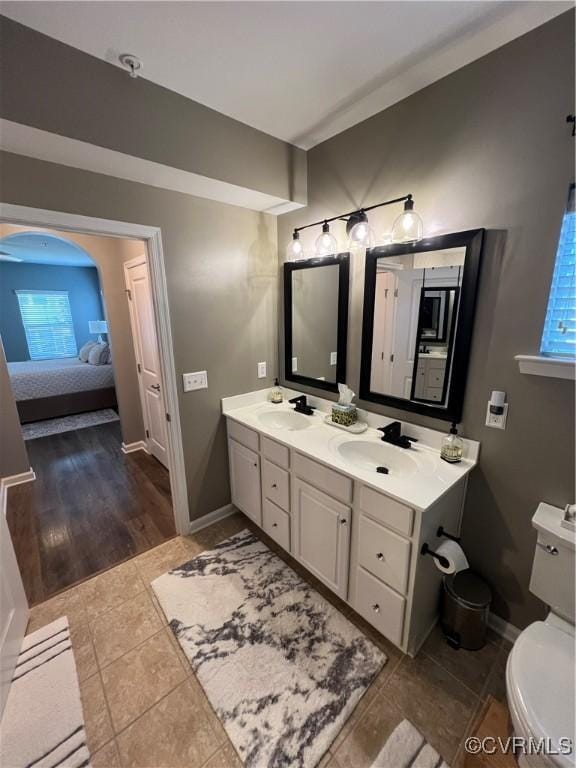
[284,253,350,394]
[359,229,484,422]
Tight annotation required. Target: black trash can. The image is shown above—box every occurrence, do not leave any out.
[441,569,492,650]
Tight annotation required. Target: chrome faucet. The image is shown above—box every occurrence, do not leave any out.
[377,421,417,449]
[289,395,316,416]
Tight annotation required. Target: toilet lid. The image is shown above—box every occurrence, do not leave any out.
[509,621,575,766]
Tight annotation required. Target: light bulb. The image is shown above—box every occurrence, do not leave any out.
[348,218,374,250]
[391,197,423,243]
[286,231,304,261]
[315,222,337,257]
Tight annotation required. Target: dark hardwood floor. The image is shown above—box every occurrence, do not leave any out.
[7,421,176,606]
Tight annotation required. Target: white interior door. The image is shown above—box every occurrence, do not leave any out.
[0,511,29,719]
[124,256,169,469]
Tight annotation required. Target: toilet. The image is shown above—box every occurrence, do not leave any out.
[506,503,575,768]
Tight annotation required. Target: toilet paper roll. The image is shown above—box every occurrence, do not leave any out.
[433,539,469,574]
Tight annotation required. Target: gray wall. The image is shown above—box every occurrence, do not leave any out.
[0,15,306,205]
[0,338,30,479]
[0,151,278,521]
[278,12,575,629]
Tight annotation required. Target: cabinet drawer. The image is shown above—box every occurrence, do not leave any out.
[262,458,290,511]
[262,499,290,551]
[227,420,259,452]
[427,358,447,370]
[261,436,289,469]
[358,514,411,594]
[293,453,352,504]
[425,368,445,387]
[353,567,405,646]
[424,388,443,401]
[359,485,413,538]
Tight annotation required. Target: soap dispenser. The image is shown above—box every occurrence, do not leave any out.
[441,423,464,463]
[269,378,283,404]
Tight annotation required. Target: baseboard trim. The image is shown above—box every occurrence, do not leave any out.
[1,468,36,489]
[188,504,236,534]
[488,612,521,644]
[121,441,149,455]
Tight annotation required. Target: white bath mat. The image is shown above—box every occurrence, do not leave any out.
[152,529,386,768]
[22,409,119,440]
[371,719,450,768]
[0,617,91,768]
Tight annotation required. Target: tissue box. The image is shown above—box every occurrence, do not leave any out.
[332,403,358,427]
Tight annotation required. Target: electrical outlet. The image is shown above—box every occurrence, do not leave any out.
[330,351,337,366]
[485,401,508,429]
[257,361,267,379]
[292,357,298,372]
[183,370,208,392]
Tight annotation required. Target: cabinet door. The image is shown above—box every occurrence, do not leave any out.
[292,479,351,599]
[229,439,262,525]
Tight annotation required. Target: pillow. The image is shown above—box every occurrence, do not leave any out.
[78,340,97,362]
[88,342,110,366]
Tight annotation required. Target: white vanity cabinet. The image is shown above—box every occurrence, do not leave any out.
[225,412,472,657]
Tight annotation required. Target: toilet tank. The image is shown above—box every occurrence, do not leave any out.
[530,503,575,623]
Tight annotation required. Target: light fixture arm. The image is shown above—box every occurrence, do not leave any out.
[292,194,413,236]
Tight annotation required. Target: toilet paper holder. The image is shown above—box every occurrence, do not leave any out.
[420,543,450,569]
[437,526,461,543]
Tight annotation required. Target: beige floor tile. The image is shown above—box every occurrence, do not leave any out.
[70,623,98,682]
[117,678,221,768]
[203,742,243,768]
[91,738,121,767]
[101,628,187,732]
[422,625,500,695]
[383,655,478,763]
[330,679,382,753]
[133,537,193,585]
[80,673,114,754]
[90,590,162,668]
[26,585,88,634]
[78,559,146,621]
[334,688,404,768]
[481,645,509,704]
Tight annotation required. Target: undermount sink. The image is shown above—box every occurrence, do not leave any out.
[257,409,313,431]
[336,439,421,477]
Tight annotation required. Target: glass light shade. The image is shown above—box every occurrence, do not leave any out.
[286,233,304,261]
[391,208,424,243]
[348,219,375,250]
[315,227,338,257]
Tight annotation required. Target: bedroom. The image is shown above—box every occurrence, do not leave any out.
[0,224,176,605]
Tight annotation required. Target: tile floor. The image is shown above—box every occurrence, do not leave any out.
[25,512,511,768]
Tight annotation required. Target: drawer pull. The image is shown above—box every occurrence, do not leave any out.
[272,483,278,488]
[546,544,559,555]
[253,462,258,468]
[372,604,380,613]
[340,518,348,525]
[272,522,278,528]
[376,552,385,561]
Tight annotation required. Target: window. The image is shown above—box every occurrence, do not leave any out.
[540,184,576,358]
[16,290,77,360]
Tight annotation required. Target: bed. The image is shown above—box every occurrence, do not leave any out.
[7,358,117,423]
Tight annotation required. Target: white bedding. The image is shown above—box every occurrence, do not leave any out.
[7,358,115,401]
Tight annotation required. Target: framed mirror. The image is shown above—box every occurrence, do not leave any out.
[284,253,349,393]
[360,230,484,421]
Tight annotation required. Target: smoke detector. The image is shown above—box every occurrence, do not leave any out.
[119,53,143,79]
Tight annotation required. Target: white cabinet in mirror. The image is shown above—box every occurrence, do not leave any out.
[223,388,479,656]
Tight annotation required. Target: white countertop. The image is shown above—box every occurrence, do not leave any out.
[222,388,479,512]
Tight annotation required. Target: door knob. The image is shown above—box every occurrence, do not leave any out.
[151,383,161,391]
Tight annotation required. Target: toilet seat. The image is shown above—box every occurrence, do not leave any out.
[506,621,575,768]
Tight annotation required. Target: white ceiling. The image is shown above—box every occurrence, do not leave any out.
[1,1,570,149]
[0,233,96,267]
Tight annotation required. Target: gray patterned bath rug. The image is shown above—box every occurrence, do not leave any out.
[152,529,386,768]
[371,719,450,767]
[0,617,91,768]
[22,409,119,440]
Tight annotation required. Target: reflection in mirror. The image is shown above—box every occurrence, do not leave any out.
[369,247,465,407]
[284,254,349,393]
[292,264,339,383]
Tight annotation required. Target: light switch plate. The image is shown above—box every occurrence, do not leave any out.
[257,361,267,379]
[485,401,508,429]
[330,351,337,366]
[183,370,208,392]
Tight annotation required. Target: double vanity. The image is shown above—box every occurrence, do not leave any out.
[223,389,479,656]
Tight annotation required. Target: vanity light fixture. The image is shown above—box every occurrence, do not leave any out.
[315,221,338,257]
[286,193,422,261]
